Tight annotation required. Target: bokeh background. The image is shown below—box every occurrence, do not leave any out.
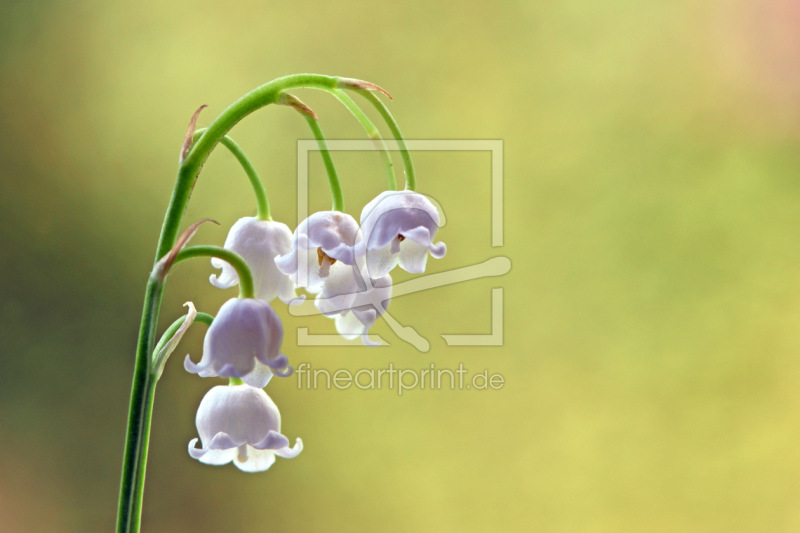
[2,0,800,531]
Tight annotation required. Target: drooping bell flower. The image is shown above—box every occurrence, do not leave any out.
[184,297,292,387]
[188,384,303,473]
[210,217,297,304]
[357,191,446,279]
[274,211,359,291]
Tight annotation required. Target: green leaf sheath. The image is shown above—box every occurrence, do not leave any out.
[300,115,344,212]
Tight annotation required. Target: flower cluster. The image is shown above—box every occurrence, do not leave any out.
[182,189,445,473]
[275,192,446,344]
[118,77,456,533]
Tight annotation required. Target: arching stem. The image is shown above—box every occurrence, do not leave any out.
[330,88,397,190]
[353,89,416,191]
[193,129,271,220]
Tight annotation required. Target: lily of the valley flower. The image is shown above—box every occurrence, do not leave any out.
[274,211,359,291]
[357,191,446,279]
[184,297,291,387]
[210,217,297,304]
[314,263,392,345]
[188,384,302,473]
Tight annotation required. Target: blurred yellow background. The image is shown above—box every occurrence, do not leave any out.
[2,0,800,531]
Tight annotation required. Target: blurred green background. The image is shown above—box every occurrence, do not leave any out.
[2,0,800,531]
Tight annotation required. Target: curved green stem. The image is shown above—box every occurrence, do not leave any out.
[353,90,416,191]
[193,128,271,220]
[301,115,343,212]
[156,74,341,262]
[330,88,397,190]
[173,246,255,298]
[118,74,362,533]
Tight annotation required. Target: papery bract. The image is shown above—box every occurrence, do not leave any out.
[357,190,446,279]
[210,217,297,304]
[184,297,291,387]
[188,385,302,473]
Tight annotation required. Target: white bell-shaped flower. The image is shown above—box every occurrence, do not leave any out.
[188,384,303,473]
[274,211,359,291]
[184,297,291,387]
[357,191,446,279]
[210,217,297,304]
[314,263,392,345]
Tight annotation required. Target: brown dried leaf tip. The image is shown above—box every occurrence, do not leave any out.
[180,104,209,162]
[156,218,219,280]
[337,78,393,100]
[277,93,318,120]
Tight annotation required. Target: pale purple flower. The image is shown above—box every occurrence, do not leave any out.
[357,191,446,279]
[188,384,302,473]
[274,211,359,291]
[184,297,291,387]
[210,217,297,304]
[313,263,392,345]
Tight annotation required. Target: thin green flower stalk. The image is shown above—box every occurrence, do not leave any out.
[193,128,271,220]
[277,92,343,211]
[305,115,342,210]
[301,110,344,212]
[330,88,397,190]
[354,89,416,191]
[173,245,255,298]
[118,73,386,533]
